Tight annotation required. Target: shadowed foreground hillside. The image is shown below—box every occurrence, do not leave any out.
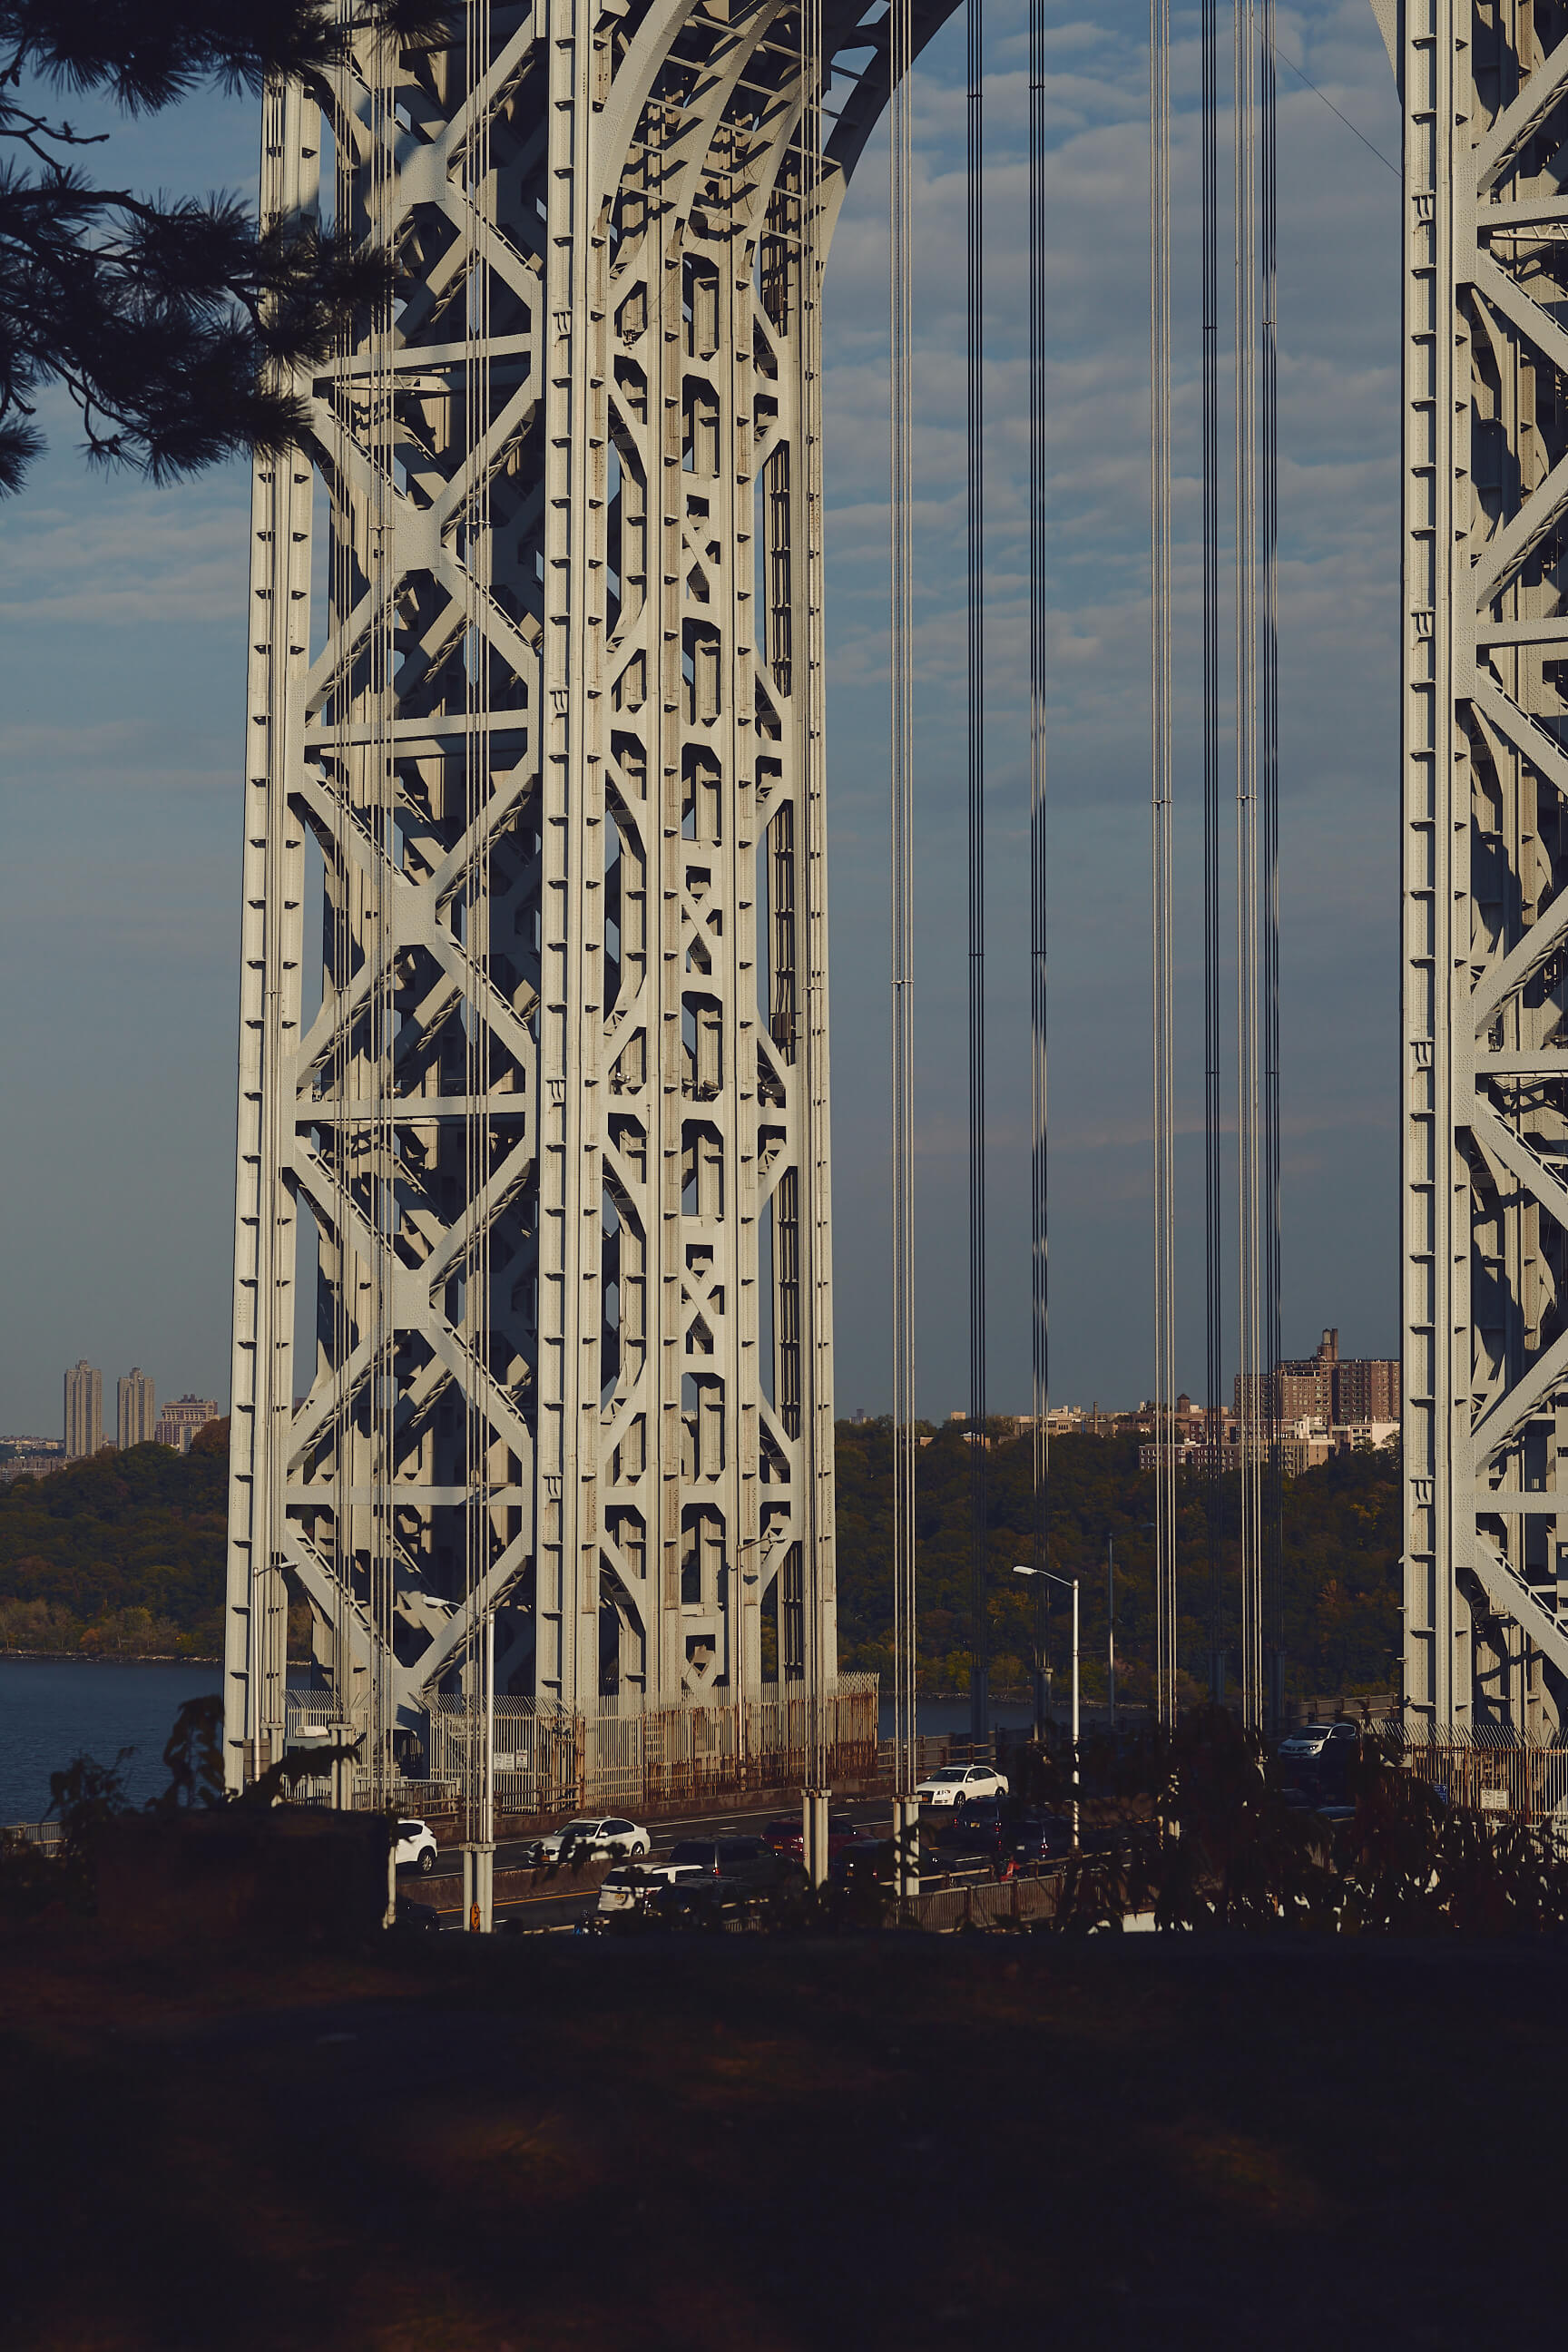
[0,1927,1557,2350]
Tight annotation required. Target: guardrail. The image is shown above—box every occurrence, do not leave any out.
[3,1820,63,1853]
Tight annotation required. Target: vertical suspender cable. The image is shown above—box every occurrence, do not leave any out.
[370,24,396,1806]
[330,76,354,1798]
[1150,0,1177,1727]
[1200,0,1225,1703]
[890,0,917,1806]
[463,0,495,1874]
[1259,0,1282,1735]
[1027,0,1049,1683]
[1235,0,1278,1735]
[966,0,988,1751]
[1235,0,1262,1729]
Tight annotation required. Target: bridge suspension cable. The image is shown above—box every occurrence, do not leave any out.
[1200,0,1226,1703]
[1233,0,1281,1734]
[966,0,988,1749]
[1027,0,1050,1697]
[889,0,918,1814]
[1150,0,1176,1727]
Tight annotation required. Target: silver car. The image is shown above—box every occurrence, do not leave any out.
[1277,1722,1358,1763]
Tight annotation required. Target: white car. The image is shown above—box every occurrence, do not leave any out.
[539,1815,652,1862]
[596,1861,709,1915]
[393,1818,438,1874]
[1277,1722,1357,1764]
[916,1765,1010,1808]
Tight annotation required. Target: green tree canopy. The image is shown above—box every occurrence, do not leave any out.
[0,0,447,491]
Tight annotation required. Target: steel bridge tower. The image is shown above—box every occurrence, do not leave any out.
[1390,0,1568,1733]
[223,0,953,1794]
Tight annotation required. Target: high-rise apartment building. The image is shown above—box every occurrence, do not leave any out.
[117,1368,156,1451]
[153,1396,220,1455]
[64,1361,102,1460]
[1234,1328,1400,1427]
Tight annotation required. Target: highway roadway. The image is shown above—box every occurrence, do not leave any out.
[400,1794,1023,1931]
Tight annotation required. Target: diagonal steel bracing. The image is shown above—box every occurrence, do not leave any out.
[225,0,958,1794]
[1389,0,1568,1735]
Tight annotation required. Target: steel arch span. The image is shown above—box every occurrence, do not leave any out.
[224,0,955,1798]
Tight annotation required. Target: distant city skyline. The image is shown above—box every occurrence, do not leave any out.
[55,1363,219,1456]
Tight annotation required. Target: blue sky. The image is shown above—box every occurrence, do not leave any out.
[0,2,1402,1433]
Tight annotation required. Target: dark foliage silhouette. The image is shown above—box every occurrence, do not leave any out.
[0,0,448,490]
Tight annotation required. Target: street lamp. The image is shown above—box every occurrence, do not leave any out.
[1014,1565,1079,1848]
[1107,1533,1116,1730]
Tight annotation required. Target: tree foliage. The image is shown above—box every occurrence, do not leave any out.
[1,1418,1401,1687]
[0,0,448,491]
[0,1422,230,1654]
[835,1421,1400,1698]
[1034,1710,1568,1938]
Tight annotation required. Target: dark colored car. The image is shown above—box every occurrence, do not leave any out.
[392,1895,442,1933]
[665,1837,785,1886]
[926,1795,1004,1848]
[1008,1812,1073,1867]
[760,1815,861,1862]
[829,1835,889,1884]
[639,1876,755,1931]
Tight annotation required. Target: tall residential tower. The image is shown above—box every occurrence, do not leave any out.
[117,1368,157,1452]
[64,1361,101,1461]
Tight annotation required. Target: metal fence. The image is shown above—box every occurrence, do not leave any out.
[1399,1732,1568,1828]
[3,1820,62,1854]
[368,1676,882,1822]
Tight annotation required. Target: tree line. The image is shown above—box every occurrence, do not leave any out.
[835,1422,1399,1700]
[0,1416,1399,1695]
[0,1422,229,1657]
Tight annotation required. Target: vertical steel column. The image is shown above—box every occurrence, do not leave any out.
[226,5,958,1802]
[224,77,315,1791]
[1390,0,1568,1733]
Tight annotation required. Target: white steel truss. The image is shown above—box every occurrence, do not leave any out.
[1389,0,1568,1733]
[224,0,957,1792]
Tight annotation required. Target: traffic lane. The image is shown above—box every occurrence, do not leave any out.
[416,1793,894,1879]
[425,1848,1066,1929]
[415,1800,1069,1886]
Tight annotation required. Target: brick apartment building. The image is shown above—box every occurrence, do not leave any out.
[1235,1328,1399,1428]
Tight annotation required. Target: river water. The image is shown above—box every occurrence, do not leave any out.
[0,1660,220,1825]
[0,1662,1041,1826]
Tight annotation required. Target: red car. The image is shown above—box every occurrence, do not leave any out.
[761,1813,862,1861]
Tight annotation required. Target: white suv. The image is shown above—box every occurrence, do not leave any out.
[393,1818,438,1874]
[915,1764,1009,1809]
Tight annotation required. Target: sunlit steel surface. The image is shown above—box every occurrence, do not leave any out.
[1388,0,1568,1733]
[224,0,955,1797]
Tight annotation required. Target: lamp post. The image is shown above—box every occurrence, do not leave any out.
[1014,1565,1079,1848]
[1107,1533,1116,1730]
